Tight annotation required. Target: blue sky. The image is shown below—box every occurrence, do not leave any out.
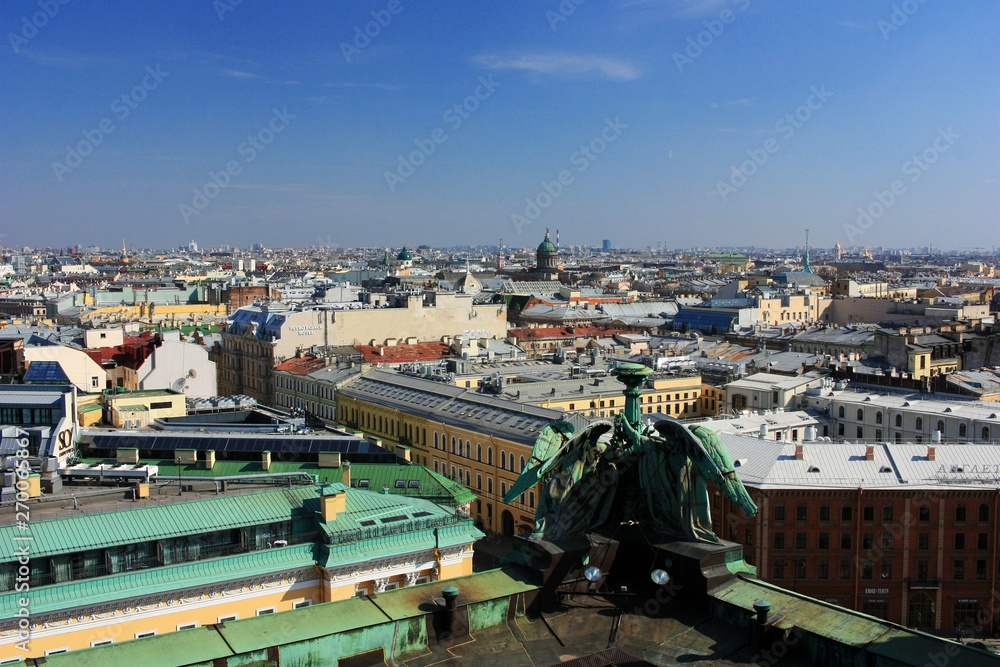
[1,0,997,251]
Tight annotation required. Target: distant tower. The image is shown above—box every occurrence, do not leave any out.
[120,238,130,263]
[834,241,843,261]
[556,229,560,250]
[497,239,505,271]
[535,229,559,281]
[803,229,812,273]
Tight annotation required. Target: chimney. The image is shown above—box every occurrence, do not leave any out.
[864,445,874,461]
[262,450,271,471]
[794,444,804,460]
[321,489,347,523]
[341,461,351,486]
[205,449,216,470]
[927,446,936,461]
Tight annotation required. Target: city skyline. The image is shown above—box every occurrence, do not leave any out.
[2,1,997,250]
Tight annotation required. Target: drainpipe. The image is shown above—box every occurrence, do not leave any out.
[854,487,862,612]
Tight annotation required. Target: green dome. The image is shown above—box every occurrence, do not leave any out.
[396,247,413,261]
[537,233,556,254]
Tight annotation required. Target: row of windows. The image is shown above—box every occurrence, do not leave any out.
[773,501,990,524]
[773,531,990,552]
[771,557,990,582]
[837,407,990,439]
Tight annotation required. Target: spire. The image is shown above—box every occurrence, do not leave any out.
[804,228,812,273]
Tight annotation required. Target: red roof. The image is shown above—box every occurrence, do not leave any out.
[507,326,631,341]
[274,355,331,374]
[357,341,455,365]
[84,331,159,369]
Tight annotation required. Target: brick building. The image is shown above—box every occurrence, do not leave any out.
[710,436,1000,635]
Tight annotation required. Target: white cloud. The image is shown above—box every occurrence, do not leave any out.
[473,52,639,81]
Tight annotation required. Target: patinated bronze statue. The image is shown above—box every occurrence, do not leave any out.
[505,363,757,543]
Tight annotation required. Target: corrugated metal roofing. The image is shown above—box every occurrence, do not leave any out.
[0,487,318,561]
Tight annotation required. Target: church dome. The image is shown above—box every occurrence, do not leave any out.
[537,232,556,254]
[396,247,413,261]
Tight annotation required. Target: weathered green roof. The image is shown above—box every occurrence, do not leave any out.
[537,232,556,253]
[0,487,317,562]
[0,544,317,617]
[75,458,477,506]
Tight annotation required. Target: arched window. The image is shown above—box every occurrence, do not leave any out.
[936,420,944,435]
[915,417,923,431]
[876,412,883,424]
[529,491,535,509]
[509,453,515,471]
[956,503,967,522]
[857,409,864,421]
[434,433,439,449]
[477,444,482,462]
[918,503,930,522]
[983,427,991,441]
[959,424,967,437]
[838,406,845,418]
[465,442,471,458]
[487,478,493,494]
[499,450,506,470]
[520,456,526,473]
[979,503,990,522]
[451,437,456,454]
[895,414,902,428]
[487,447,493,465]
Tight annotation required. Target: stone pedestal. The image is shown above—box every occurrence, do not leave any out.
[653,540,753,593]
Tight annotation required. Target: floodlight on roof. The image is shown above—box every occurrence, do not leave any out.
[650,569,670,586]
[584,566,603,582]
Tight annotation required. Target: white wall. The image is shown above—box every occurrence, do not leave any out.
[137,339,218,398]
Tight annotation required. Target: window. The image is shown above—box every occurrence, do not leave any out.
[434,433,439,448]
[895,414,902,427]
[773,533,785,549]
[477,444,482,461]
[256,607,276,616]
[745,528,753,545]
[881,533,893,550]
[882,504,894,522]
[857,426,863,438]
[838,423,845,436]
[838,406,845,418]
[487,478,493,494]
[955,533,965,550]
[218,614,238,623]
[773,503,785,521]
[861,560,873,580]
[979,503,990,523]
[818,533,830,549]
[862,533,874,550]
[842,504,853,522]
[451,437,456,454]
[977,560,988,580]
[918,532,929,550]
[796,504,807,521]
[135,631,157,639]
[772,560,785,579]
[983,427,990,440]
[476,474,482,490]
[817,559,829,579]
[857,409,864,421]
[915,417,923,431]
[796,533,807,549]
[918,503,930,522]
[954,560,965,580]
[487,447,493,465]
[956,504,967,522]
[509,453,515,471]
[959,423,967,438]
[45,649,70,656]
[841,533,852,550]
[863,503,874,522]
[979,533,989,551]
[819,503,830,522]
[293,599,312,609]
[177,622,199,630]
[936,420,944,435]
[529,491,535,509]
[876,412,883,424]
[91,639,115,647]
[840,560,851,579]
[916,560,929,580]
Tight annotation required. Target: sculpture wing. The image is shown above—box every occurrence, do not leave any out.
[687,424,758,518]
[504,420,612,503]
[652,419,757,518]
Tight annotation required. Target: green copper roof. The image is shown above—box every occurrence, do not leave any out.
[75,459,477,506]
[0,544,317,617]
[0,487,317,562]
[537,232,556,253]
[396,247,413,261]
